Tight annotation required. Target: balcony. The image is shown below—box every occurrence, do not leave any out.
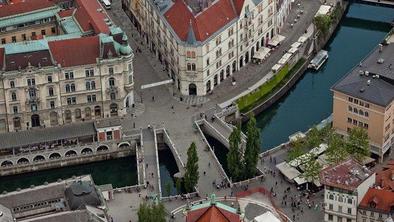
[106,85,118,94]
[26,96,40,104]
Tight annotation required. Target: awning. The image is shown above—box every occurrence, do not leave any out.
[298,36,308,43]
[253,47,271,60]
[254,211,281,222]
[268,34,286,47]
[316,5,331,16]
[289,47,298,54]
[272,64,282,73]
[276,162,301,180]
[278,52,293,65]
[310,143,328,156]
[294,176,307,185]
[291,42,302,48]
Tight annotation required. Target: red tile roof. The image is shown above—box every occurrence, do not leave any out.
[48,36,100,67]
[5,50,54,71]
[376,160,394,191]
[359,188,394,213]
[58,8,75,18]
[233,0,244,15]
[320,159,373,191]
[0,48,4,69]
[74,0,110,34]
[164,0,237,42]
[0,0,56,18]
[186,205,240,222]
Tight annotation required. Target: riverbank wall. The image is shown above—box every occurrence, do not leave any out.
[239,1,349,122]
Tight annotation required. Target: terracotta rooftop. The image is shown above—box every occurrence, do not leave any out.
[74,0,110,34]
[48,35,100,68]
[164,0,237,42]
[186,205,240,222]
[320,159,374,191]
[376,160,394,191]
[0,0,56,18]
[58,8,75,18]
[359,188,394,213]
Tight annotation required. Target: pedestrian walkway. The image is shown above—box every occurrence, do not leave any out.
[179,95,210,106]
[142,129,160,196]
[136,143,145,185]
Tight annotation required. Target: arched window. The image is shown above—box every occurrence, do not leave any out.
[11,92,17,101]
[65,110,72,122]
[109,77,115,87]
[10,81,15,88]
[187,63,191,71]
[85,107,91,120]
[110,92,116,100]
[70,83,75,92]
[65,84,70,93]
[75,109,81,119]
[192,63,196,71]
[48,87,54,96]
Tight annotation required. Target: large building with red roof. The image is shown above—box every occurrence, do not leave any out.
[0,0,134,132]
[320,159,376,222]
[123,0,277,95]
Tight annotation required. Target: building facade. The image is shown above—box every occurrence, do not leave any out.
[0,0,135,132]
[320,159,375,222]
[123,0,277,96]
[331,43,394,161]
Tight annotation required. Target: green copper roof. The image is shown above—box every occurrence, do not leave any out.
[61,17,82,35]
[45,33,81,41]
[0,8,60,29]
[110,26,123,35]
[4,39,49,55]
[189,196,238,214]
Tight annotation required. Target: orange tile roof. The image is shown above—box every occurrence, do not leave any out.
[48,36,100,68]
[0,0,56,18]
[359,188,394,213]
[74,0,110,34]
[57,8,75,18]
[164,0,237,42]
[186,205,240,222]
[376,160,394,191]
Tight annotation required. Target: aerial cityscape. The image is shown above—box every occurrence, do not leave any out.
[0,0,393,220]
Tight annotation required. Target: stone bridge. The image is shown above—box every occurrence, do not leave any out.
[0,140,136,176]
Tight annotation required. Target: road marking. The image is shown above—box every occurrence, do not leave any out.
[141,79,173,89]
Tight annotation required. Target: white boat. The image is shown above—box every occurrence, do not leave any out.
[308,50,328,70]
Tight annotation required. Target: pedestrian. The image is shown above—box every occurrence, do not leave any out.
[208,162,211,167]
[133,122,135,128]
[203,171,206,175]
[151,172,154,178]
[146,163,148,168]
[152,96,155,101]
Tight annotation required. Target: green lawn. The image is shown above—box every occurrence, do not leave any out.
[237,58,306,113]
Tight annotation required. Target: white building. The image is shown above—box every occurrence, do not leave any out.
[123,0,277,95]
[320,159,375,222]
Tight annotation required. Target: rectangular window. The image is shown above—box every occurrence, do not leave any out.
[1,38,5,44]
[32,32,36,37]
[50,101,55,109]
[22,34,26,41]
[65,71,74,80]
[85,69,94,77]
[338,206,342,212]
[348,106,352,111]
[347,208,352,214]
[41,30,46,35]
[354,99,359,104]
[109,67,114,75]
[347,198,352,204]
[51,27,56,33]
[329,204,333,210]
[12,36,16,42]
[353,119,358,125]
[347,118,352,123]
[47,75,52,83]
[13,106,18,114]
[27,78,35,86]
[328,214,333,221]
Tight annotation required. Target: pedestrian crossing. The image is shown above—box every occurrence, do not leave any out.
[180,95,210,106]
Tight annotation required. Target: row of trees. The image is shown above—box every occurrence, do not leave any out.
[227,115,261,182]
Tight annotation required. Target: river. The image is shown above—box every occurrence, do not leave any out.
[256,3,394,151]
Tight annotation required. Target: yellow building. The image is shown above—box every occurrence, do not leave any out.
[331,43,394,161]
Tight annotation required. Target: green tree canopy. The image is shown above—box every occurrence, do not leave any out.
[243,115,261,179]
[227,126,243,181]
[301,154,322,186]
[288,139,305,161]
[314,15,331,36]
[346,127,369,162]
[184,142,199,193]
[306,126,321,148]
[326,133,348,164]
[137,201,167,222]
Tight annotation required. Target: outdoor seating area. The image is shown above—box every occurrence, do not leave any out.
[268,34,286,48]
[252,47,271,64]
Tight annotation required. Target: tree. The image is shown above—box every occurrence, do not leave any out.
[306,126,321,149]
[243,115,261,179]
[288,139,305,161]
[175,178,182,194]
[227,126,243,181]
[346,127,369,162]
[184,142,199,193]
[301,154,322,190]
[165,181,172,197]
[137,201,167,222]
[326,133,348,164]
[314,15,331,36]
